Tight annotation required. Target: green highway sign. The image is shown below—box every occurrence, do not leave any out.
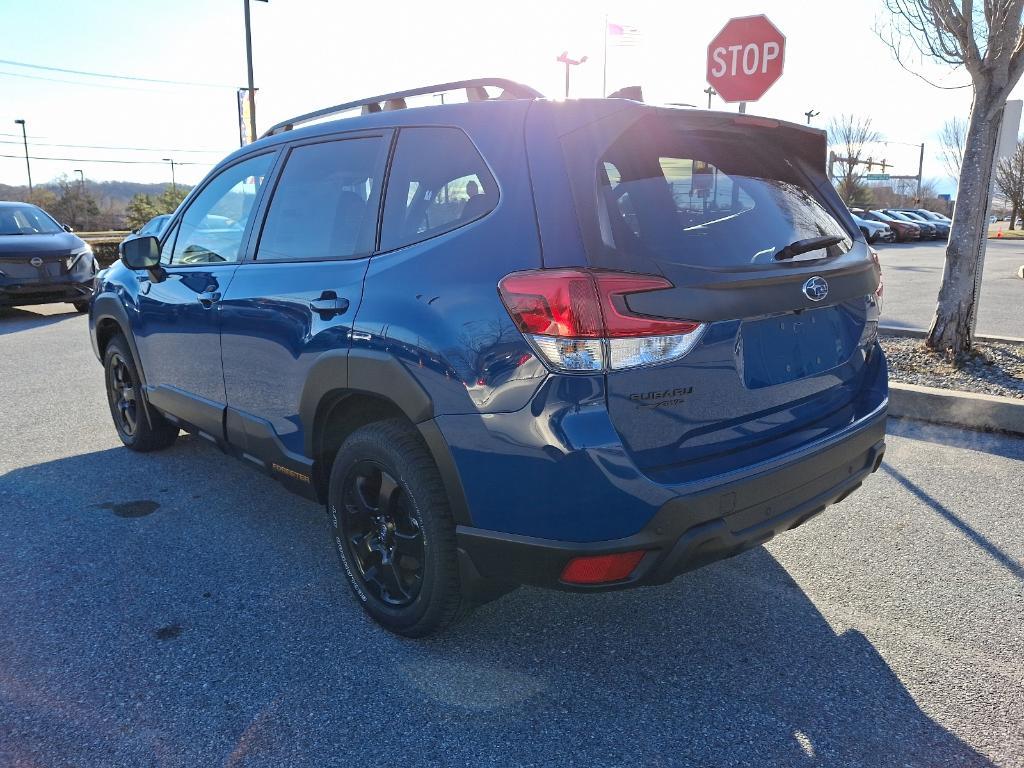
[865,173,891,181]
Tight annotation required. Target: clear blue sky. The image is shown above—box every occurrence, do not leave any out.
[0,0,992,191]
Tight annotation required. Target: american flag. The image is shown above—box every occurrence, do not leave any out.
[607,22,641,47]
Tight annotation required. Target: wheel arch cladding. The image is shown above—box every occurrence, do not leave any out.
[303,351,471,524]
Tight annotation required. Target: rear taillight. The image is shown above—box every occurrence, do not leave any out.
[498,269,705,372]
[869,247,884,309]
[861,247,883,349]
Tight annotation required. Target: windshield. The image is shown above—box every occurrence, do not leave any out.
[0,205,63,236]
[885,210,917,223]
[870,210,896,222]
[140,215,170,235]
[591,115,852,268]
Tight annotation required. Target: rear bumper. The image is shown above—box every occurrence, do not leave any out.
[456,403,886,591]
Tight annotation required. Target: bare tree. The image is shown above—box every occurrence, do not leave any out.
[994,137,1024,229]
[880,1,1024,354]
[938,116,968,179]
[828,114,883,206]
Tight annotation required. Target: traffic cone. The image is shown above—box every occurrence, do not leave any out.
[997,230,1004,238]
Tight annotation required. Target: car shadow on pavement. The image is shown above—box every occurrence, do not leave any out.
[0,439,998,768]
[888,417,1024,462]
[0,306,81,336]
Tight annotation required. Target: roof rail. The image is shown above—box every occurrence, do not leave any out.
[261,78,544,138]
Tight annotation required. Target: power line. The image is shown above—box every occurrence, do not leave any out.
[0,57,233,89]
[0,138,226,154]
[0,152,207,166]
[0,68,167,93]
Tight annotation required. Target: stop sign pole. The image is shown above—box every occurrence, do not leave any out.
[706,15,786,111]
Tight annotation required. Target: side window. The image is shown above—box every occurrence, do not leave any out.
[256,136,386,261]
[380,127,497,252]
[168,153,273,265]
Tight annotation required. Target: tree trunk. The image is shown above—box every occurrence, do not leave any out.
[1011,201,1018,231]
[925,97,1003,354]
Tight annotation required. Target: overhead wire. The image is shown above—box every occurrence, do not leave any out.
[0,152,207,166]
[0,57,234,89]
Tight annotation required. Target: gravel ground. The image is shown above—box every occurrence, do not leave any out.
[2,305,1024,767]
[881,334,1024,399]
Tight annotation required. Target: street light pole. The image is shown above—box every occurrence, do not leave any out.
[916,142,925,202]
[14,119,32,194]
[556,52,588,98]
[162,158,177,194]
[804,109,820,125]
[703,86,717,109]
[74,169,84,191]
[243,0,268,142]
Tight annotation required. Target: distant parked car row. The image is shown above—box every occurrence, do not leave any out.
[852,208,951,242]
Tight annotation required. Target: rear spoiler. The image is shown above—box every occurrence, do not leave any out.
[541,100,827,175]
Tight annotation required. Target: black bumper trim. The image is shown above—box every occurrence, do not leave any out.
[456,412,886,592]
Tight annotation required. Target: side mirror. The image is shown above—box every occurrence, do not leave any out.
[120,235,160,270]
[63,224,74,233]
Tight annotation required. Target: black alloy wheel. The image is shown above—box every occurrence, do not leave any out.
[107,351,139,438]
[338,460,425,607]
[102,335,178,452]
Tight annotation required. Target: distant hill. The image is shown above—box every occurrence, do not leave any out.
[0,180,194,230]
[0,180,190,210]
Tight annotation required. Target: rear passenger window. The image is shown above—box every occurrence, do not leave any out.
[380,127,497,252]
[257,137,386,261]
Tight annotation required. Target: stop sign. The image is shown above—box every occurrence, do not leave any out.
[706,15,786,103]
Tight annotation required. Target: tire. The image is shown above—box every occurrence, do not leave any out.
[328,418,472,637]
[72,300,89,313]
[103,335,179,452]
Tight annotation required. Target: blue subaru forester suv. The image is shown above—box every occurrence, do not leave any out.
[90,79,887,636]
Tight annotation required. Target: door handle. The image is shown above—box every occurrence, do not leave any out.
[309,290,350,319]
[197,290,221,308]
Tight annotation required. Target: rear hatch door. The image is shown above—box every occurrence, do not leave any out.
[553,105,881,482]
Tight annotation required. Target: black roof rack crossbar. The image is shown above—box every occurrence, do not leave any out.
[262,78,543,138]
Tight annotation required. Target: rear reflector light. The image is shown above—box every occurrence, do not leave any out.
[561,550,647,585]
[498,269,705,372]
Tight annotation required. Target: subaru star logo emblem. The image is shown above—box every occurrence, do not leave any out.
[802,276,829,302]
[30,256,43,268]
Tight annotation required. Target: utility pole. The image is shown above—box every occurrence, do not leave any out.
[14,119,32,195]
[804,109,820,125]
[243,0,268,142]
[556,51,588,98]
[703,86,717,109]
[162,158,178,194]
[916,142,925,201]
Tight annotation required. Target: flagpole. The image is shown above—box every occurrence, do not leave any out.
[602,13,608,97]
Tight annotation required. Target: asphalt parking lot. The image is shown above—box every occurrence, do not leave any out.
[877,239,1023,338]
[2,305,1023,767]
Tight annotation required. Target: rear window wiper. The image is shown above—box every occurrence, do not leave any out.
[774,235,843,261]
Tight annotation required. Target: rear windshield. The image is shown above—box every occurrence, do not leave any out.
[590,115,851,268]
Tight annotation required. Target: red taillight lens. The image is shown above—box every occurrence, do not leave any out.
[560,550,647,585]
[497,269,604,337]
[869,247,884,302]
[498,269,705,372]
[498,269,699,339]
[592,272,700,337]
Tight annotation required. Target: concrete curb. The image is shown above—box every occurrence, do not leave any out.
[879,326,1024,344]
[888,382,1024,435]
